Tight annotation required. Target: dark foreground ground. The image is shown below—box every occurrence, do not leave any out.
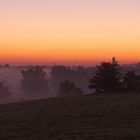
[1,93,140,140]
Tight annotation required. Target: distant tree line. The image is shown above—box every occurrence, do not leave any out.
[1,59,140,98]
[0,64,11,68]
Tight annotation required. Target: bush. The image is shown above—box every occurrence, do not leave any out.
[58,80,83,97]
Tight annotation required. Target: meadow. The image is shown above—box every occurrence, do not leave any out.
[0,93,140,140]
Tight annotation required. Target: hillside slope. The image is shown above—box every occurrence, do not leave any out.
[0,94,140,140]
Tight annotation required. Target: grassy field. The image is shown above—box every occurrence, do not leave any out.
[0,93,140,140]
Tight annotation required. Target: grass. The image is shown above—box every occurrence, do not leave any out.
[0,93,140,139]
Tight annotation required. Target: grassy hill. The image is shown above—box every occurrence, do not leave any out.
[1,93,140,140]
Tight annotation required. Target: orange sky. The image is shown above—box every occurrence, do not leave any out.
[0,0,140,65]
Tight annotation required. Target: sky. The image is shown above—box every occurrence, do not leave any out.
[0,0,140,65]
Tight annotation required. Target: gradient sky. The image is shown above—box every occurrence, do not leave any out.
[0,0,140,65]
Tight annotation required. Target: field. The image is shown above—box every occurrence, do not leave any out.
[0,93,140,140]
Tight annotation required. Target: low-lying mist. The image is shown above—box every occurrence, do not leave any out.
[1,62,139,105]
[0,67,50,104]
[0,66,92,104]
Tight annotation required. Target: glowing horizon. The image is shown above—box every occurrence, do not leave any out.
[0,0,140,65]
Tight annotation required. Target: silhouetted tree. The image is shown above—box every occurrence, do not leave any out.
[21,66,49,97]
[123,71,140,91]
[51,65,94,94]
[58,80,83,97]
[89,62,122,93]
[0,82,12,97]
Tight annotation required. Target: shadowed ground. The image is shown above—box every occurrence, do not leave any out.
[0,93,140,140]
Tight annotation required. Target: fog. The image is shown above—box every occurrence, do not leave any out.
[0,66,92,104]
[0,63,140,104]
[0,67,52,104]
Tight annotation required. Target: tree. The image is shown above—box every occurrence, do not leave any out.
[0,82,12,97]
[51,65,92,95]
[123,71,140,92]
[89,62,122,93]
[58,80,83,97]
[21,66,49,97]
[51,65,74,94]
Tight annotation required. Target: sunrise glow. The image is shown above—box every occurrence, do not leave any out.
[0,0,140,64]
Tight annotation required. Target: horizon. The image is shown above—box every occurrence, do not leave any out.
[0,0,140,64]
[1,58,140,67]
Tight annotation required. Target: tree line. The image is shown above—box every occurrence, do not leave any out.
[0,59,140,98]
